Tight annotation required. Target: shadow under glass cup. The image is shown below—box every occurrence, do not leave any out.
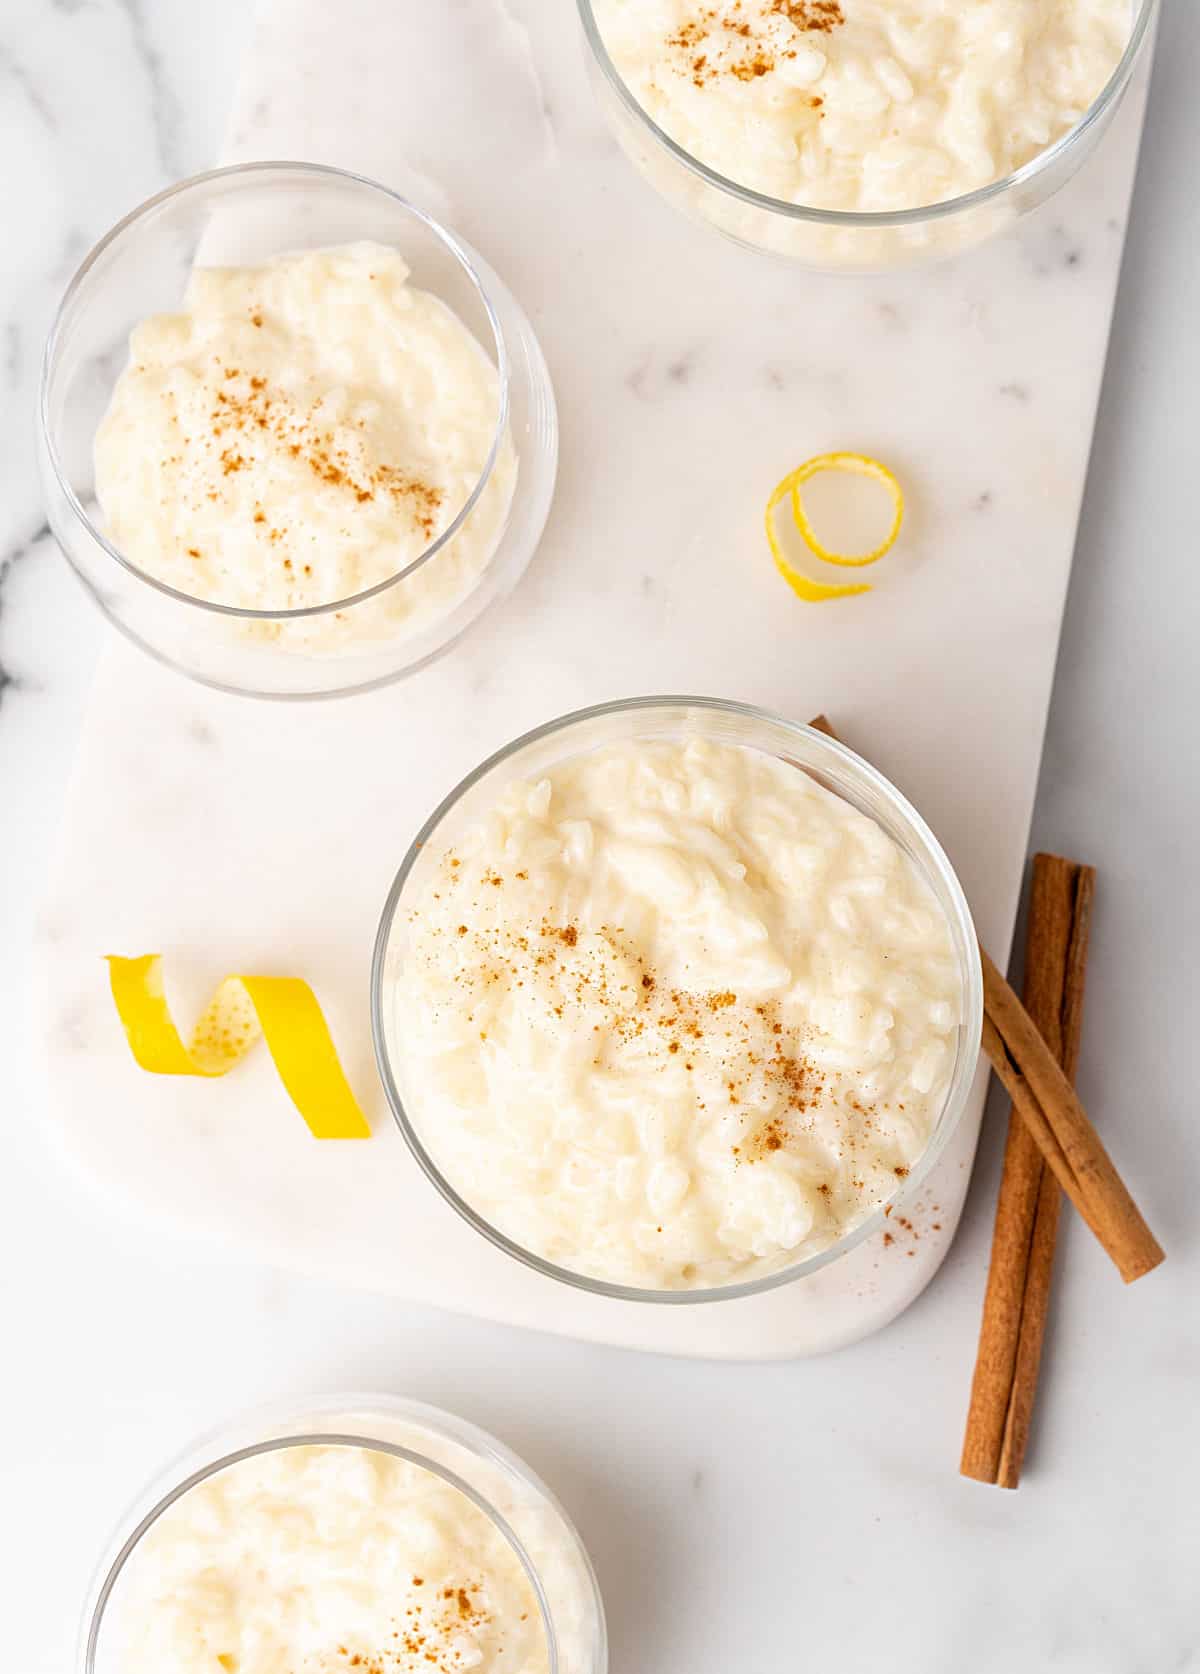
[39,162,558,699]
[372,696,984,1305]
[574,0,1159,272]
[80,1394,607,1674]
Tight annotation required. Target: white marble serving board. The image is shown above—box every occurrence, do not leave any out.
[35,0,1152,1359]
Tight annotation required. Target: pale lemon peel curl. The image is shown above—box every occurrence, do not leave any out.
[106,954,370,1139]
[765,451,904,602]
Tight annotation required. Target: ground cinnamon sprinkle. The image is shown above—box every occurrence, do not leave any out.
[200,360,443,543]
[771,0,843,30]
[731,51,773,80]
[666,0,843,87]
[416,855,929,1224]
[423,870,850,1163]
[327,1580,493,1673]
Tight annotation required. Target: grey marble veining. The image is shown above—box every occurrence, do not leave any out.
[0,0,250,693]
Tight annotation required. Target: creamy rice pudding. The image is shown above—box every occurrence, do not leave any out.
[114,1444,550,1674]
[392,736,963,1290]
[93,242,515,647]
[591,0,1132,212]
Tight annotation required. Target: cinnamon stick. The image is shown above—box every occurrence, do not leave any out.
[961,855,1094,1488]
[806,715,1163,1285]
[980,953,1162,1284]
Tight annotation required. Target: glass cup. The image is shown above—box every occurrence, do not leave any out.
[574,0,1159,271]
[39,162,558,699]
[372,696,984,1304]
[80,1393,606,1674]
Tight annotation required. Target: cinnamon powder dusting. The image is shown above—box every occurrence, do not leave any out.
[416,851,929,1222]
[325,1577,495,1673]
[196,359,444,545]
[420,859,844,1166]
[666,0,843,88]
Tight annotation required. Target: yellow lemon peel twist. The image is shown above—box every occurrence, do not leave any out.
[765,451,904,602]
[106,954,370,1139]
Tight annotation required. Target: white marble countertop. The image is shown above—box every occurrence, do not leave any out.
[2,4,1198,1671]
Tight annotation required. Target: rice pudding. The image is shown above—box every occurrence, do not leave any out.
[93,242,515,648]
[112,1444,553,1674]
[590,0,1132,213]
[392,735,964,1291]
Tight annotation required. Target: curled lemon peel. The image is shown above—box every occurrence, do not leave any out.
[106,954,370,1139]
[765,451,904,602]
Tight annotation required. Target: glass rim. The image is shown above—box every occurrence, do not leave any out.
[574,0,1159,230]
[370,694,985,1306]
[39,159,512,622]
[83,1426,565,1673]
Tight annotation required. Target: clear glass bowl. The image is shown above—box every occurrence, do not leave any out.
[80,1392,606,1674]
[371,696,983,1304]
[575,0,1158,271]
[39,162,558,699]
